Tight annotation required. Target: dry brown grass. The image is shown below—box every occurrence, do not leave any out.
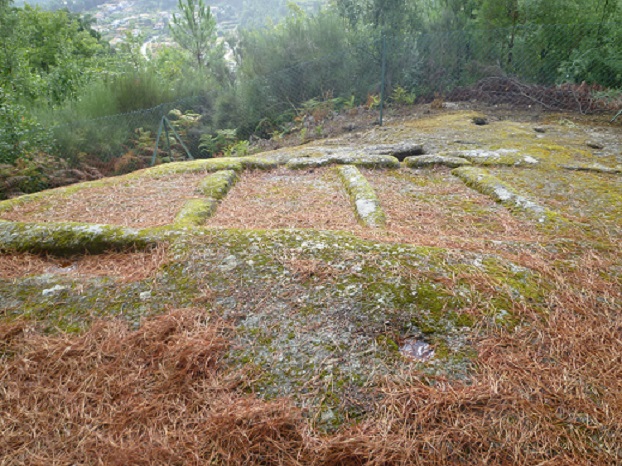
[278,255,340,282]
[2,251,620,465]
[1,166,621,464]
[0,174,205,228]
[0,309,309,465]
[0,245,169,281]
[314,250,622,465]
[361,168,546,255]
[207,168,362,231]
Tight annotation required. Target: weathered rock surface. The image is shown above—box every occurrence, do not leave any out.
[404,154,472,168]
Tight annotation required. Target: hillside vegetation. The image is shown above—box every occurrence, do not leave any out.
[1,0,621,198]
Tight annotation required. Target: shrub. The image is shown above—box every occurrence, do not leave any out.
[0,89,52,165]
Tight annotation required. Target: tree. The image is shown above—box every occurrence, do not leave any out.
[0,5,110,106]
[169,0,220,69]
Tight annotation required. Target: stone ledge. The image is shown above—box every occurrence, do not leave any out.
[287,153,399,170]
[404,154,471,169]
[336,165,386,228]
[0,221,158,255]
[238,156,280,170]
[147,157,244,176]
[197,170,238,199]
[561,163,622,175]
[174,199,218,227]
[452,167,560,224]
[451,150,540,167]
[175,170,240,227]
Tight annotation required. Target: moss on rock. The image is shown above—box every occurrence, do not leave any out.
[238,156,280,170]
[336,165,386,228]
[452,166,563,225]
[174,199,218,227]
[451,150,540,167]
[561,163,622,175]
[404,154,471,168]
[0,221,154,255]
[287,152,400,170]
[147,158,244,176]
[198,170,238,199]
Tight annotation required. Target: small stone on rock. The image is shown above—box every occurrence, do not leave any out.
[42,284,68,297]
[400,339,435,361]
[320,409,336,423]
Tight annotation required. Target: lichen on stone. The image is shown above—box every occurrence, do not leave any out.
[237,156,280,170]
[336,165,386,228]
[147,157,244,176]
[452,166,561,224]
[174,199,218,227]
[451,149,540,167]
[404,154,472,168]
[561,163,622,175]
[197,170,238,200]
[0,220,153,255]
[287,151,399,170]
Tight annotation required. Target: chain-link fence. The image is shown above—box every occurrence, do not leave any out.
[8,22,622,177]
[47,94,212,170]
[414,22,622,114]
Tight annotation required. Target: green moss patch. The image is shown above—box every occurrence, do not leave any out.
[490,166,622,239]
[197,170,238,200]
[287,152,399,170]
[167,229,542,416]
[174,199,218,227]
[452,166,563,225]
[404,154,471,168]
[0,221,153,255]
[452,149,540,167]
[0,255,203,333]
[561,163,622,175]
[147,157,244,176]
[336,165,386,228]
[238,156,280,170]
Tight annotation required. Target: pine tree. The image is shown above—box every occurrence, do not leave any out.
[169,0,219,69]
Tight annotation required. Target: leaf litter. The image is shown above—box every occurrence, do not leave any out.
[1,109,621,464]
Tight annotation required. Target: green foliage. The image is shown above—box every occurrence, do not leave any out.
[134,128,154,152]
[223,139,250,157]
[169,0,222,69]
[390,85,416,105]
[366,94,380,109]
[198,128,237,156]
[38,71,178,164]
[0,5,110,107]
[0,88,52,164]
[1,0,622,185]
[230,7,359,136]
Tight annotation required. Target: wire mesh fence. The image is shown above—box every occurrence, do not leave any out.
[10,22,622,174]
[416,22,622,114]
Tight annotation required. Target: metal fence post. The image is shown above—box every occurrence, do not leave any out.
[379,33,387,126]
[151,117,165,166]
[163,121,172,160]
